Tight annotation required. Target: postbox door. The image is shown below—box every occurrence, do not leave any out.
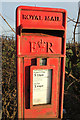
[23,57,62,118]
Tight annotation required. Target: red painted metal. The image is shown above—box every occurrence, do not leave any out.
[16,6,67,119]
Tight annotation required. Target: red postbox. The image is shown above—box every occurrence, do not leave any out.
[16,6,67,119]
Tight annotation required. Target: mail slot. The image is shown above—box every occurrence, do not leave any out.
[16,6,67,119]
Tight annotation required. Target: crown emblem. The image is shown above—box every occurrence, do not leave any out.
[38,39,46,49]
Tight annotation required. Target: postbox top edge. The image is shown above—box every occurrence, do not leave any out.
[16,5,67,14]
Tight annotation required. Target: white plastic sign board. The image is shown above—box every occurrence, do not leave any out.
[33,69,52,105]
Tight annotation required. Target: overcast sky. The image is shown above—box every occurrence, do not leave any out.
[0,2,79,42]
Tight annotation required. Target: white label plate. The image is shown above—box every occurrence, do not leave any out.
[33,69,52,105]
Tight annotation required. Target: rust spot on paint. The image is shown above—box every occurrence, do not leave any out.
[46,111,53,115]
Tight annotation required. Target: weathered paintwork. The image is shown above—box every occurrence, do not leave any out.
[16,6,67,119]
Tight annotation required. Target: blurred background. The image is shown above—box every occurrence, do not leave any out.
[0,1,80,119]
